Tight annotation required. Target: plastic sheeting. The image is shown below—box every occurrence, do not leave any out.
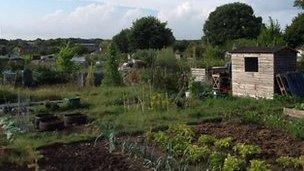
[279,72,304,98]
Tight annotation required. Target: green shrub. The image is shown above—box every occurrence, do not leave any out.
[209,151,226,171]
[276,156,300,168]
[214,137,233,151]
[223,155,246,171]
[34,67,69,85]
[184,144,211,163]
[247,160,270,171]
[233,143,261,158]
[132,49,157,66]
[198,135,217,146]
[188,80,213,99]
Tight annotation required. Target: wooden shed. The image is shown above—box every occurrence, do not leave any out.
[230,47,297,99]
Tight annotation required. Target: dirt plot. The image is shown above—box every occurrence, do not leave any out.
[38,140,145,171]
[196,122,304,164]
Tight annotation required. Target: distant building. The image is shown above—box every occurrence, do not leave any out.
[230,46,297,99]
[41,54,56,62]
[71,55,87,66]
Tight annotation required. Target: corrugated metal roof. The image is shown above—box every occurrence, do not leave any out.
[229,46,298,54]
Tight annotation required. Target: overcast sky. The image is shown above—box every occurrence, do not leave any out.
[0,0,301,40]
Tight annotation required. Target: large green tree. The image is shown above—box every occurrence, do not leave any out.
[129,16,175,50]
[203,2,263,45]
[112,29,132,53]
[285,13,304,47]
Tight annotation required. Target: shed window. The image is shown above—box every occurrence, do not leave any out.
[244,57,258,72]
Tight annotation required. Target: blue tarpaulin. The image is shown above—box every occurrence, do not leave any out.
[280,72,304,98]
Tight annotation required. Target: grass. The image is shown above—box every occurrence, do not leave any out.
[0,84,304,166]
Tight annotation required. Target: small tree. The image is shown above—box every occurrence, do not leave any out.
[103,44,122,86]
[56,44,77,72]
[257,17,285,47]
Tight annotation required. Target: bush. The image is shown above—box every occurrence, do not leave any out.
[223,155,246,171]
[247,160,270,171]
[132,49,157,66]
[34,67,69,85]
[189,80,213,99]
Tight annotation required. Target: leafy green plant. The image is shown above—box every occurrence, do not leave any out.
[295,103,304,110]
[184,144,211,163]
[223,154,246,171]
[233,143,261,158]
[153,131,170,149]
[276,156,300,168]
[167,124,194,156]
[298,156,304,168]
[214,137,233,151]
[56,43,79,72]
[198,134,217,146]
[103,44,122,86]
[208,151,226,171]
[247,160,270,171]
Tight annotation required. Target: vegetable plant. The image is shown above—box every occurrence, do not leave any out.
[247,160,270,171]
[184,144,211,163]
[214,137,233,151]
[208,151,226,171]
[223,154,246,171]
[198,134,217,146]
[276,156,300,168]
[233,143,261,158]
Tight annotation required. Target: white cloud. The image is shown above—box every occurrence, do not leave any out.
[1,0,301,40]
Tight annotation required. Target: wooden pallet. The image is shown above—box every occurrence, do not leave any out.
[276,74,288,96]
[212,74,220,90]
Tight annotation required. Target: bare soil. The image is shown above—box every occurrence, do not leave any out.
[196,122,304,165]
[38,140,145,171]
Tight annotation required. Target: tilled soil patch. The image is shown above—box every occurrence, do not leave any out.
[196,122,304,164]
[38,140,145,171]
